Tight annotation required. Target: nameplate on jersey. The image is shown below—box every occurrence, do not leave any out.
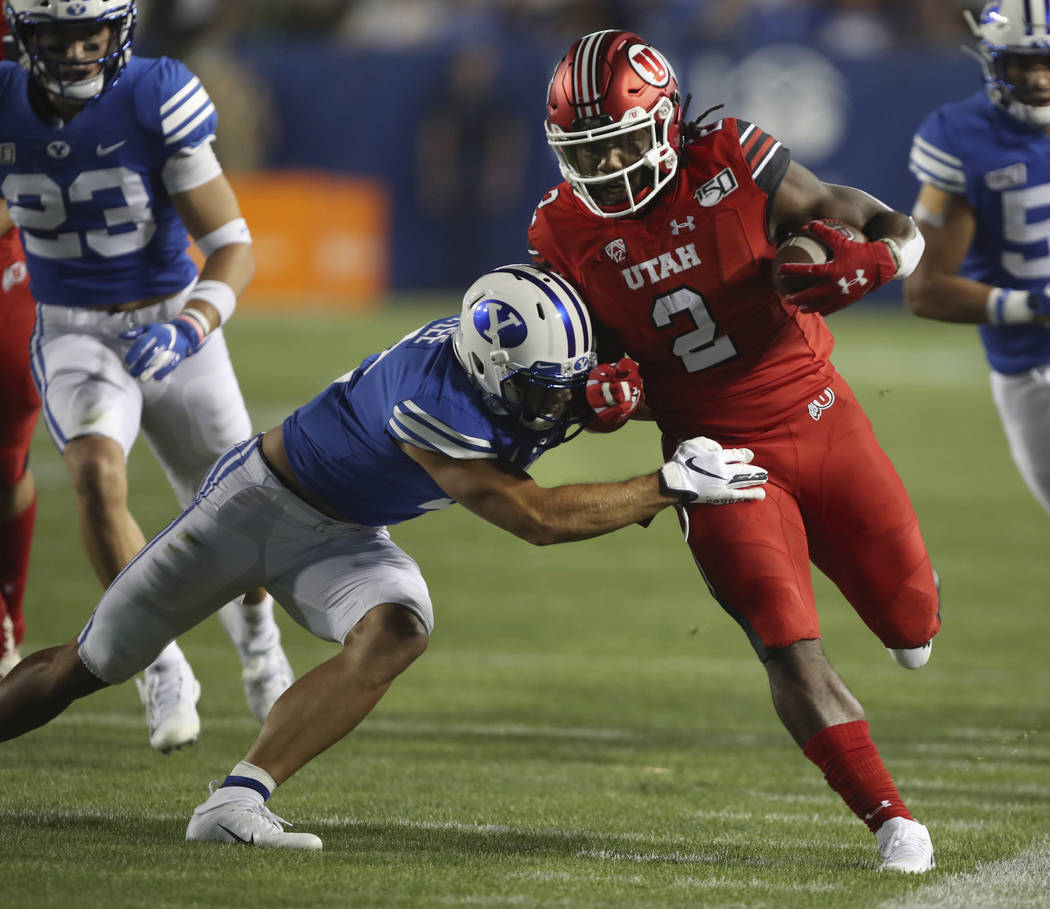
[695,167,738,208]
[0,143,14,164]
[984,163,1027,191]
[621,243,701,289]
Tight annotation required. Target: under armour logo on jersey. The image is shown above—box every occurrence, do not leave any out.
[47,141,71,159]
[838,271,869,295]
[669,217,694,236]
[808,388,835,421]
[604,238,628,264]
[695,167,738,208]
[2,260,28,293]
[474,300,527,347]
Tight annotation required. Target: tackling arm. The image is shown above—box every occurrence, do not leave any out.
[399,443,674,545]
[0,200,13,236]
[398,436,767,546]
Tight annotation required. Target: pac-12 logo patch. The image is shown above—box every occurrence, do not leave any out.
[605,238,627,263]
[627,44,672,87]
[474,300,527,347]
[0,143,14,164]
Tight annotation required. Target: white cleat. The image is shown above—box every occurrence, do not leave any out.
[876,817,935,873]
[136,658,202,753]
[888,640,933,670]
[186,787,322,850]
[241,646,294,724]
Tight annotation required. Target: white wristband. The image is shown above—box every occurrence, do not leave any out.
[190,279,237,325]
[882,228,925,280]
[986,287,1033,324]
[195,217,251,257]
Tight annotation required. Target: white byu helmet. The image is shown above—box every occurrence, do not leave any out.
[453,264,597,443]
[966,0,1050,126]
[3,0,136,101]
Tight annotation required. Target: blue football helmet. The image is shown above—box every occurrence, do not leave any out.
[966,0,1050,126]
[453,264,597,444]
[3,0,136,102]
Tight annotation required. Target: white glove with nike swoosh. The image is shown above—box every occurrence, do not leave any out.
[659,436,768,505]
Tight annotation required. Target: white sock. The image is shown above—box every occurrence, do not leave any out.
[148,640,187,672]
[216,760,276,803]
[218,593,280,661]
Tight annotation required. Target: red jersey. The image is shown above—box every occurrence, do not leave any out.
[529,118,836,440]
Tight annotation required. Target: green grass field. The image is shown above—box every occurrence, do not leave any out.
[2,302,1048,908]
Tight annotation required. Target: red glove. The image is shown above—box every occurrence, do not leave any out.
[585,357,643,433]
[778,220,898,316]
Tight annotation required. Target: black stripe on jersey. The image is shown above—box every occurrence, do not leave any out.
[735,120,791,196]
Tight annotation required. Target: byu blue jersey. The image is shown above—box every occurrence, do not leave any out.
[282,317,555,527]
[910,91,1050,374]
[0,56,216,307]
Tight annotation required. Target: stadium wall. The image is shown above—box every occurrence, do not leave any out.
[230,37,975,299]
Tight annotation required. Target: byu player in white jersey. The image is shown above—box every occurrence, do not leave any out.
[0,0,293,750]
[907,0,1050,514]
[0,264,769,849]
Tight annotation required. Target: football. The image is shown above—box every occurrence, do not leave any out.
[772,221,864,297]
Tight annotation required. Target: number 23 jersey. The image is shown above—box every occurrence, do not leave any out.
[529,118,837,441]
[0,55,215,308]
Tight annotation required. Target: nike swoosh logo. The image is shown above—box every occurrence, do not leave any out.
[683,457,724,480]
[96,140,127,156]
[684,458,766,487]
[218,823,255,845]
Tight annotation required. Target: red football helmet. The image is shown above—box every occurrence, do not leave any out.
[545,30,682,218]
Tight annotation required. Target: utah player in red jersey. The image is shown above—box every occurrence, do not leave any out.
[0,199,40,679]
[530,30,938,873]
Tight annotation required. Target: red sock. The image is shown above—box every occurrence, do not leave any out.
[0,493,36,644]
[802,720,912,832]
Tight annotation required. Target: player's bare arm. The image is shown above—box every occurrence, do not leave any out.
[0,200,13,235]
[171,174,255,333]
[770,161,917,247]
[399,441,674,545]
[903,184,998,323]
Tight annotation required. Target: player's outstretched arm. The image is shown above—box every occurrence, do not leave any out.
[398,437,767,546]
[121,174,255,381]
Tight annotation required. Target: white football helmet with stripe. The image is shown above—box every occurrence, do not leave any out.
[3,0,136,101]
[966,0,1050,126]
[453,264,597,442]
[545,30,682,218]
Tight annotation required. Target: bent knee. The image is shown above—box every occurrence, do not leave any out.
[65,437,127,504]
[347,603,430,667]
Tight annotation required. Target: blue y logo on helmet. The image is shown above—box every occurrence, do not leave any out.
[474,299,527,347]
